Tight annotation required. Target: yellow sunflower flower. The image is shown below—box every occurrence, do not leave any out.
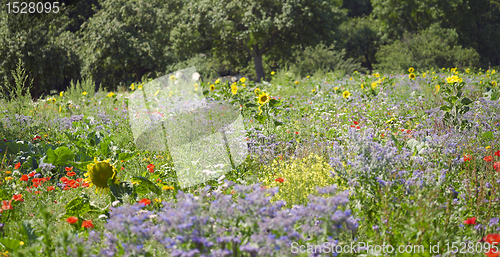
[254,88,261,95]
[210,84,215,91]
[408,67,414,73]
[107,92,115,97]
[84,158,118,194]
[409,73,416,80]
[240,77,246,83]
[435,85,440,92]
[342,91,351,99]
[82,92,87,96]
[492,81,498,87]
[257,92,270,105]
[231,83,238,95]
[170,75,176,81]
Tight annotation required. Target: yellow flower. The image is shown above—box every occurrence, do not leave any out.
[107,92,115,97]
[466,69,470,74]
[408,67,414,73]
[295,81,299,85]
[258,105,263,115]
[138,84,143,90]
[254,88,261,95]
[435,85,440,92]
[162,185,174,190]
[231,84,238,95]
[374,73,380,78]
[130,83,135,90]
[210,84,215,91]
[492,81,497,87]
[82,92,87,96]
[334,87,339,91]
[486,146,491,149]
[215,79,220,84]
[492,69,496,74]
[5,171,11,174]
[409,73,416,80]
[361,84,364,89]
[19,241,24,246]
[4,176,13,181]
[371,81,379,90]
[349,77,353,80]
[49,98,56,104]
[422,73,426,78]
[153,89,160,96]
[342,91,351,99]
[84,158,118,194]
[240,77,246,83]
[271,71,275,76]
[194,83,199,91]
[60,91,63,97]
[311,89,316,92]
[169,75,176,81]
[257,92,270,105]
[446,75,460,84]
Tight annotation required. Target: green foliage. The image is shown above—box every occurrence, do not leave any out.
[290,43,364,77]
[440,80,473,130]
[339,17,379,71]
[374,24,481,73]
[79,0,183,90]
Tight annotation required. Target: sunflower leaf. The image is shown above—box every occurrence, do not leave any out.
[109,180,134,201]
[131,176,162,196]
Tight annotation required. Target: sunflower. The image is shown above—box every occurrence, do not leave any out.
[231,84,238,95]
[170,75,176,81]
[210,84,215,91]
[254,87,261,95]
[408,67,414,73]
[240,77,246,83]
[492,81,497,87]
[409,73,416,80]
[342,91,351,99]
[257,92,270,105]
[84,158,118,194]
[435,84,440,92]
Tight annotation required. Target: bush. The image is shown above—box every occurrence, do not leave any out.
[260,154,345,208]
[374,24,481,73]
[289,43,365,77]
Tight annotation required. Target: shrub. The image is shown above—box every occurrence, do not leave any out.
[374,23,480,73]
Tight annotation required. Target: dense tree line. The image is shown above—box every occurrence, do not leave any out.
[0,0,499,98]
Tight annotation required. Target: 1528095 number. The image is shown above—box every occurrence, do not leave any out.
[6,2,59,14]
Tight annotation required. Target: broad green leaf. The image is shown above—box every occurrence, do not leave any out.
[461,97,472,105]
[440,105,451,112]
[46,146,73,166]
[64,195,98,217]
[0,238,21,252]
[109,179,134,201]
[118,152,136,161]
[131,176,162,195]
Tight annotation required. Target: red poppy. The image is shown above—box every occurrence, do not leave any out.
[139,198,151,206]
[47,186,55,191]
[356,126,360,129]
[82,182,90,187]
[20,175,29,181]
[67,172,76,177]
[463,217,476,225]
[60,177,69,183]
[14,162,21,170]
[484,234,500,257]
[63,186,70,190]
[2,200,12,211]
[495,162,500,172]
[147,164,155,173]
[275,177,285,183]
[65,167,73,172]
[82,220,94,228]
[485,156,493,162]
[353,121,359,125]
[28,172,36,177]
[464,155,472,162]
[295,132,299,134]
[66,216,78,224]
[34,191,41,194]
[12,194,23,202]
[495,151,500,157]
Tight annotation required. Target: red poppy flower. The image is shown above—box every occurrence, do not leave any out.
[20,175,29,181]
[66,216,78,224]
[66,172,76,177]
[65,167,73,172]
[63,186,70,190]
[2,200,12,211]
[147,164,155,173]
[14,162,21,170]
[28,172,36,177]
[495,162,500,172]
[495,151,500,157]
[60,177,69,183]
[295,132,299,134]
[464,155,472,162]
[485,156,493,162]
[34,191,41,194]
[356,126,360,129]
[463,217,476,225]
[82,182,90,187]
[138,198,151,206]
[82,220,94,228]
[12,194,23,202]
[275,177,285,183]
[47,186,55,191]
[484,234,500,257]
[76,178,83,182]
[354,121,359,125]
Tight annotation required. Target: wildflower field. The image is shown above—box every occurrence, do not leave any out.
[0,66,500,257]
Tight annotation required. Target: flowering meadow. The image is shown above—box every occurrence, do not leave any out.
[0,67,499,256]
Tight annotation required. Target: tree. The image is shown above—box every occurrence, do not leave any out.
[339,17,379,71]
[79,0,183,89]
[180,0,346,82]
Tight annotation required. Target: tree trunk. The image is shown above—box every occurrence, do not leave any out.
[252,45,265,82]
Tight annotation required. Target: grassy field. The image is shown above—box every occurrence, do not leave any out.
[0,67,499,256]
